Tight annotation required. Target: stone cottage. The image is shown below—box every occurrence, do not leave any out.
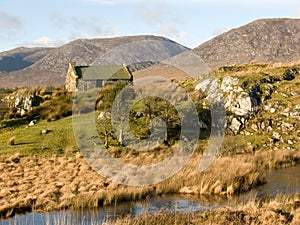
[65,62,133,92]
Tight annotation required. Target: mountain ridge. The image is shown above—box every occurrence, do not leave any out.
[193,18,300,68]
[0,35,189,87]
[0,18,299,87]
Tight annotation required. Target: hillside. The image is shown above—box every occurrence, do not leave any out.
[0,18,299,87]
[0,47,54,73]
[0,36,188,88]
[132,18,300,81]
[0,62,299,219]
[194,18,300,68]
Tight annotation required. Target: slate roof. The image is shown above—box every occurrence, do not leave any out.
[75,65,132,81]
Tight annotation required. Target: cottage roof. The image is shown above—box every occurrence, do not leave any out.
[75,65,132,81]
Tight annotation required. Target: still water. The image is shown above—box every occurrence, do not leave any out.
[1,165,299,225]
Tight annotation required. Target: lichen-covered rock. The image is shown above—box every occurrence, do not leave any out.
[228,117,242,135]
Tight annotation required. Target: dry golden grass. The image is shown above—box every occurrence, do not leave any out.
[251,149,300,169]
[111,194,300,225]
[0,148,299,219]
[133,63,191,83]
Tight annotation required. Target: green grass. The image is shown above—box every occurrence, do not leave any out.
[0,116,77,156]
[0,62,299,158]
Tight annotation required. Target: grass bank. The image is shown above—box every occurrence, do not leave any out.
[111,194,300,225]
[1,148,300,219]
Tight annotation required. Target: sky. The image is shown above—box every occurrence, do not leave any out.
[0,0,299,52]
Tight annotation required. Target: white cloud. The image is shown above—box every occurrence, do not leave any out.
[69,17,121,39]
[71,17,103,35]
[22,37,67,48]
[159,24,187,43]
[0,11,22,33]
[104,27,121,36]
[138,5,166,25]
[22,24,121,48]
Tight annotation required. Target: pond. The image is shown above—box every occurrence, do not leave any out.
[1,165,299,225]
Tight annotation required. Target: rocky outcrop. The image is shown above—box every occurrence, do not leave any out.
[221,76,262,134]
[221,77,259,117]
[2,92,42,118]
[194,66,299,136]
[14,95,41,117]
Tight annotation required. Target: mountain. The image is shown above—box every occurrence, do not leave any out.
[193,18,300,69]
[131,18,300,82]
[0,36,189,88]
[0,18,299,88]
[0,47,54,73]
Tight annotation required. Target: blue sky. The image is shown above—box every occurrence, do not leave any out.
[0,0,299,52]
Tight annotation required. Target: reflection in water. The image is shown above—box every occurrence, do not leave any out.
[257,166,300,197]
[1,166,299,225]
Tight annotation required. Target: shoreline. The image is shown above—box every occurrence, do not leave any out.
[111,194,300,225]
[0,149,299,219]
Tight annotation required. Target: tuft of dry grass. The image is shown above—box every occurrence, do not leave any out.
[111,194,300,225]
[251,149,300,169]
[0,149,298,219]
[7,136,15,146]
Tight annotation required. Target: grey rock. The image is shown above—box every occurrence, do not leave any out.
[221,76,239,92]
[14,97,23,108]
[283,68,298,81]
[41,129,49,135]
[28,120,36,126]
[272,132,282,141]
[281,122,294,131]
[251,123,258,131]
[229,117,242,135]
[267,126,273,132]
[227,92,258,116]
[23,95,41,111]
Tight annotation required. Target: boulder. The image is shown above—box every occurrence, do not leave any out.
[229,117,242,135]
[281,122,294,132]
[283,68,298,81]
[14,97,23,108]
[272,132,282,141]
[29,120,36,126]
[41,129,49,135]
[225,91,258,116]
[97,111,111,120]
[24,95,41,111]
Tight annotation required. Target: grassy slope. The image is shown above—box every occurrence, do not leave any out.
[0,116,77,156]
[0,62,299,157]
[0,63,299,221]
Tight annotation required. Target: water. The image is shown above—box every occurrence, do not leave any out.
[1,165,299,225]
[257,166,300,197]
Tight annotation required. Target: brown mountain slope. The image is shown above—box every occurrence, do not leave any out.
[0,36,189,88]
[193,18,300,69]
[0,47,54,73]
[1,18,299,87]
